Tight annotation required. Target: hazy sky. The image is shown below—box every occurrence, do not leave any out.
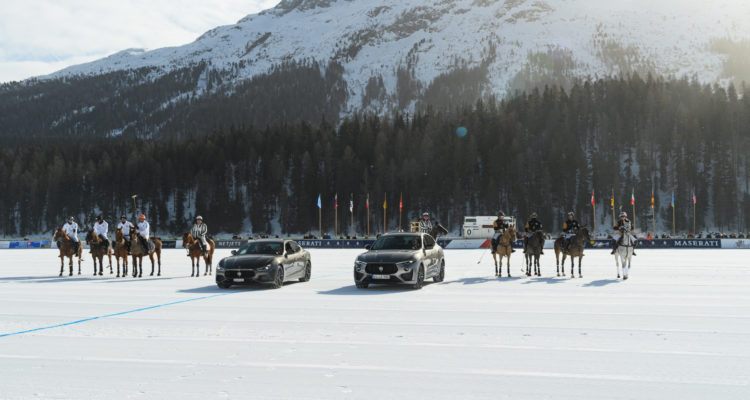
[0,1,280,83]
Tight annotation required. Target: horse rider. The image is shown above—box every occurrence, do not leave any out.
[91,215,110,253]
[136,214,150,253]
[493,211,515,253]
[62,216,81,255]
[190,216,209,257]
[524,212,544,255]
[419,212,433,234]
[562,211,580,250]
[117,215,135,254]
[611,211,637,256]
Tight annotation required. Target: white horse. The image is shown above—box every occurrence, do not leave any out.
[614,229,635,279]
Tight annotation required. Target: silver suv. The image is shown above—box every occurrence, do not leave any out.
[353,232,445,289]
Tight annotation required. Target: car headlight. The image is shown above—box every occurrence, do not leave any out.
[355,260,367,272]
[397,260,414,271]
[257,263,273,271]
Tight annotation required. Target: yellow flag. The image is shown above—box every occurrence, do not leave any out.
[610,196,614,208]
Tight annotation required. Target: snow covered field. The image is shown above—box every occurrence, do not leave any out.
[0,249,748,399]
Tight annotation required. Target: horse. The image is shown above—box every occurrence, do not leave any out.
[525,230,545,277]
[614,229,635,280]
[112,228,129,277]
[53,226,82,276]
[85,230,113,276]
[129,231,163,277]
[492,225,516,277]
[554,226,591,278]
[182,232,215,277]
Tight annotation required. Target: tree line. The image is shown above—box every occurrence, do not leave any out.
[1,74,749,237]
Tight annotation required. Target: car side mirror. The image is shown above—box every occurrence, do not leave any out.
[231,250,237,256]
[365,244,371,250]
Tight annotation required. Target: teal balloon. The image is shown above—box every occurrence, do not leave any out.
[456,126,468,137]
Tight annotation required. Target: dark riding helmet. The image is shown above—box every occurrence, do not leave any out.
[96,215,103,220]
[120,215,126,220]
[498,211,505,217]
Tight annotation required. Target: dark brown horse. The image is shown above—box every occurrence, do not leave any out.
[53,227,81,276]
[85,230,112,276]
[112,228,129,277]
[554,226,591,278]
[182,232,215,277]
[129,231,163,277]
[525,230,545,277]
[492,226,516,277]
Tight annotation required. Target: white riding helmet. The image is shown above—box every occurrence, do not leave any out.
[196,216,203,220]
[619,212,627,218]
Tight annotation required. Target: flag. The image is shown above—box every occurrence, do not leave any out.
[631,188,635,205]
[590,190,595,207]
[670,192,674,208]
[349,194,353,213]
[692,189,696,205]
[610,194,614,208]
[334,193,338,210]
[317,194,321,209]
[399,193,403,212]
[651,190,654,209]
[383,196,387,210]
[366,193,370,209]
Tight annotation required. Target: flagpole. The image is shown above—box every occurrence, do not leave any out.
[693,188,696,234]
[366,193,370,238]
[672,191,676,237]
[591,190,596,236]
[334,193,338,238]
[651,183,655,237]
[383,192,387,233]
[350,193,354,237]
[399,192,403,232]
[632,188,636,232]
[319,207,322,239]
[611,188,615,227]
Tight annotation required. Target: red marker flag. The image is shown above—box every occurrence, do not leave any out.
[590,190,595,207]
[399,194,403,212]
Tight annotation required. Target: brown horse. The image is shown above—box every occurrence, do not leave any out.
[182,232,215,277]
[492,225,516,277]
[85,230,113,276]
[53,227,81,276]
[554,226,591,278]
[525,230,545,277]
[129,231,163,277]
[112,228,129,277]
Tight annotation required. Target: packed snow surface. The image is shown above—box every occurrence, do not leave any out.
[1,249,749,399]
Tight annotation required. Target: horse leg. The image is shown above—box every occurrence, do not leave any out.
[108,252,113,274]
[77,252,81,275]
[138,257,143,278]
[578,256,583,278]
[115,257,120,277]
[149,253,155,276]
[615,252,621,278]
[506,254,511,278]
[157,251,161,276]
[492,253,498,276]
[59,255,64,277]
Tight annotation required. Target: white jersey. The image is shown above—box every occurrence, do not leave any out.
[137,221,150,239]
[93,221,108,237]
[117,221,134,237]
[63,222,79,242]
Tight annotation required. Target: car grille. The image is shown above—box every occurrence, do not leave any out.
[227,270,255,278]
[365,263,397,274]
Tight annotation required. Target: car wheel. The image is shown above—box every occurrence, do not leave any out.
[271,266,284,289]
[299,261,311,282]
[412,265,425,290]
[217,282,231,289]
[433,260,445,283]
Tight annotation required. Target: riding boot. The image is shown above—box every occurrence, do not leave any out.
[633,239,637,256]
[610,239,618,255]
[523,237,528,254]
[126,241,131,255]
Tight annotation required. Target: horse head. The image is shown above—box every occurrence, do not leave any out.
[115,228,123,241]
[53,226,68,241]
[84,230,94,244]
[182,232,193,248]
[579,226,591,242]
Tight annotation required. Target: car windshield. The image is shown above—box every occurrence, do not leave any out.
[371,235,422,250]
[237,242,283,255]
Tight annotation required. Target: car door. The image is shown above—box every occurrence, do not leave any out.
[423,234,438,275]
[283,241,298,277]
[291,241,305,275]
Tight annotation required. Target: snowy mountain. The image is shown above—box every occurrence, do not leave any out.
[3,0,750,137]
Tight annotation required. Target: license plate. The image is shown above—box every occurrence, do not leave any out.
[233,278,244,282]
[372,274,390,280]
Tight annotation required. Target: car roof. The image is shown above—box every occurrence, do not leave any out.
[380,232,423,237]
[247,239,285,244]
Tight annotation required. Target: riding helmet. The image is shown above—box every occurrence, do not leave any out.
[120,215,126,219]
[619,212,628,218]
[530,212,538,218]
[567,211,575,217]
[68,216,74,222]
[422,212,429,217]
[196,215,203,220]
[139,214,146,219]
[498,211,505,217]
